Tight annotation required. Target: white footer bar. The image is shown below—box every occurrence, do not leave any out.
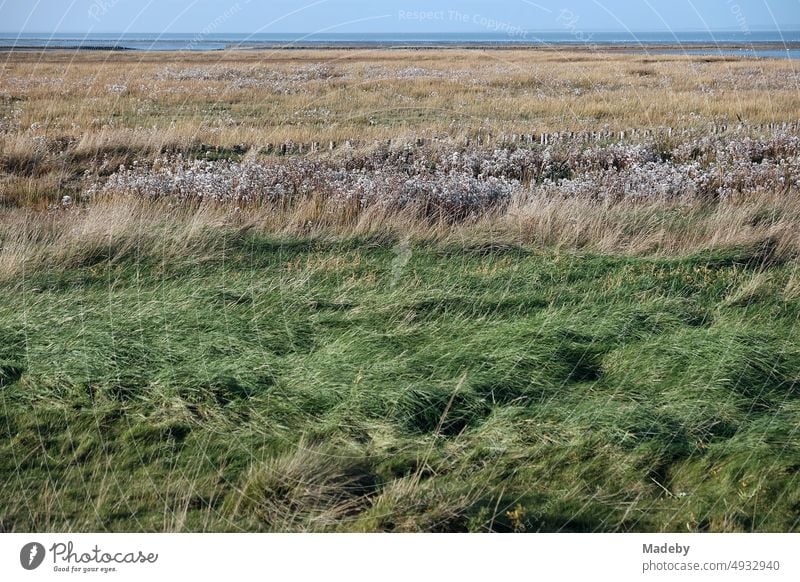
[1,534,797,581]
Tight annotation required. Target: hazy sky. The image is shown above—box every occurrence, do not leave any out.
[1,0,798,34]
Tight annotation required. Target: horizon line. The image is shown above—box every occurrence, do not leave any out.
[2,27,800,35]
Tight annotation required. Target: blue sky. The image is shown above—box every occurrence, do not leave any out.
[1,0,798,33]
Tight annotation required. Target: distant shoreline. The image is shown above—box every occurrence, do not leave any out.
[2,41,800,52]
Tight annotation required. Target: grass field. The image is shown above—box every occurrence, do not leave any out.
[1,50,799,532]
[3,48,800,208]
[2,221,799,532]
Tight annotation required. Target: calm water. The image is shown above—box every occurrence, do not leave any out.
[649,48,800,60]
[0,31,799,57]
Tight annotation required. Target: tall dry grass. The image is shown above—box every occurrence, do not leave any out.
[2,188,798,283]
[2,48,798,269]
[3,49,799,149]
[3,49,798,208]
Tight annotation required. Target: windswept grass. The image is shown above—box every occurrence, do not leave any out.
[1,49,798,533]
[0,216,798,532]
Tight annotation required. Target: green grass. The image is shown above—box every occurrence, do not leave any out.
[1,233,799,532]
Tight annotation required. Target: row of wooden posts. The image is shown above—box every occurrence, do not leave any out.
[255,121,800,156]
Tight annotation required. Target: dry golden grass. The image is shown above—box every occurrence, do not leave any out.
[2,188,799,283]
[1,48,798,258]
[2,49,798,149]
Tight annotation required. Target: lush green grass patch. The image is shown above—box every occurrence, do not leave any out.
[1,235,798,531]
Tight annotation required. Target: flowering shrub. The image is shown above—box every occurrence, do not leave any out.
[155,64,341,94]
[89,129,800,219]
[91,153,519,220]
